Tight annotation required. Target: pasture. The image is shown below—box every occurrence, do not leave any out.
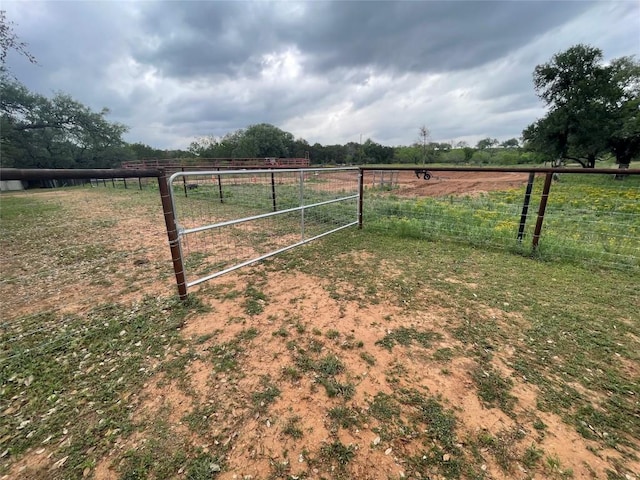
[1,173,638,480]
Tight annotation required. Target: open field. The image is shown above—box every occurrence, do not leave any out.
[1,181,639,480]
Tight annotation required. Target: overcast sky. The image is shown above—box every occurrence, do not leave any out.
[3,1,639,150]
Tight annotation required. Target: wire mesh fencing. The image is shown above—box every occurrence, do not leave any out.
[168,168,360,288]
[362,169,640,271]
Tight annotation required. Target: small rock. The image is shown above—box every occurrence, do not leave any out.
[443,454,450,461]
[210,464,221,472]
[385,447,392,455]
[373,436,381,445]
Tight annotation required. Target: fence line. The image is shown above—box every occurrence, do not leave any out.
[360,168,640,271]
[1,166,638,307]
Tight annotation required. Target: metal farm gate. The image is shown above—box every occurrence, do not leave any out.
[168,168,360,298]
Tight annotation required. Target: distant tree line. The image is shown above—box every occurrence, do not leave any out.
[1,11,637,171]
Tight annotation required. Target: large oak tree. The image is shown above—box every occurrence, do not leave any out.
[523,44,640,168]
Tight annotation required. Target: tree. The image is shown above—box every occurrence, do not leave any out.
[476,137,499,150]
[1,79,129,168]
[188,136,220,157]
[418,125,430,165]
[394,145,420,164]
[129,142,169,159]
[524,44,640,168]
[501,138,520,149]
[0,10,36,75]
[462,147,475,162]
[360,138,393,164]
[242,123,295,157]
[607,57,640,168]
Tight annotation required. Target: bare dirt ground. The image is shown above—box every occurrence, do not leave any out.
[2,183,637,480]
[86,266,633,480]
[0,189,175,319]
[308,169,531,199]
[392,170,530,197]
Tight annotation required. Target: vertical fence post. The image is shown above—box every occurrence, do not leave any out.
[123,178,127,189]
[158,171,188,301]
[182,167,188,197]
[532,172,554,250]
[517,172,536,242]
[217,168,224,203]
[138,177,142,190]
[358,169,364,229]
[299,170,305,240]
[271,171,277,212]
[111,178,115,188]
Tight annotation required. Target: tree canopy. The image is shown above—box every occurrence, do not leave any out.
[188,123,308,159]
[1,12,132,169]
[1,79,132,168]
[523,44,640,168]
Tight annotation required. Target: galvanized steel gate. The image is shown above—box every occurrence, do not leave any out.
[168,167,360,298]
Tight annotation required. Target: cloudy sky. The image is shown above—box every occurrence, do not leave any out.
[3,1,639,150]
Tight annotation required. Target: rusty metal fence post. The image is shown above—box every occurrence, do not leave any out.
[271,171,277,212]
[517,172,536,242]
[217,168,224,203]
[532,172,554,250]
[358,169,364,229]
[158,171,188,300]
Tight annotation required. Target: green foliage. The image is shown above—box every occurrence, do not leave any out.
[282,416,304,439]
[189,123,299,159]
[523,44,640,167]
[0,78,131,168]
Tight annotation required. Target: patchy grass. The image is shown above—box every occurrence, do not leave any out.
[251,376,281,413]
[282,416,304,439]
[471,366,516,414]
[328,406,362,430]
[2,183,639,480]
[0,295,203,478]
[242,284,268,316]
[375,326,442,351]
[275,228,640,477]
[319,440,355,467]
